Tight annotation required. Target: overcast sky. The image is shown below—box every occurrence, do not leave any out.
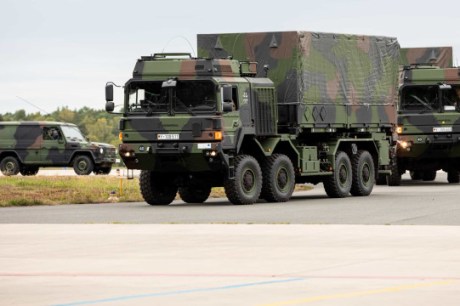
[1,0,459,114]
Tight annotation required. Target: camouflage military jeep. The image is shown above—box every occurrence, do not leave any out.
[0,121,117,176]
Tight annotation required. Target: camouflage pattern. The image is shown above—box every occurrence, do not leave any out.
[198,31,400,130]
[0,121,116,176]
[400,47,453,68]
[396,66,460,180]
[109,32,401,204]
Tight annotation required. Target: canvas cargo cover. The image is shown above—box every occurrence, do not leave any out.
[400,47,453,68]
[198,31,400,128]
[198,31,400,107]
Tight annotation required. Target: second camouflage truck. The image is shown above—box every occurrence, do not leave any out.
[388,60,460,185]
[105,31,400,205]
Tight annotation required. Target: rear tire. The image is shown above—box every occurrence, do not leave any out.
[0,156,20,176]
[261,154,295,202]
[447,171,460,183]
[410,171,422,180]
[224,155,262,205]
[422,171,436,181]
[350,151,375,196]
[323,151,352,198]
[140,170,177,205]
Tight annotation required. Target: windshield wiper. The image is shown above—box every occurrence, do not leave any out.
[175,97,195,115]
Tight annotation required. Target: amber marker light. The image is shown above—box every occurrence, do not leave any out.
[396,126,403,134]
[214,131,223,140]
[119,132,123,141]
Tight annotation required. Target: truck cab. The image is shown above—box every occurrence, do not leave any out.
[393,65,460,183]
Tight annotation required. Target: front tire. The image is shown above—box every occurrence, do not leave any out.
[140,170,177,205]
[261,154,295,202]
[73,155,94,175]
[323,151,352,198]
[224,155,262,205]
[350,150,375,196]
[387,157,401,186]
[179,182,211,203]
[0,156,20,176]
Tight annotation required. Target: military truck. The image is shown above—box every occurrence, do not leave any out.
[105,31,400,205]
[387,64,460,185]
[0,121,117,176]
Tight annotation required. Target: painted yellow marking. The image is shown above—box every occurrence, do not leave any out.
[258,280,456,306]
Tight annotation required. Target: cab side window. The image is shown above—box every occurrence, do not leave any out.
[43,127,61,140]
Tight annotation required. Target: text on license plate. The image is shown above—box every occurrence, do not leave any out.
[157,134,179,140]
[433,127,452,133]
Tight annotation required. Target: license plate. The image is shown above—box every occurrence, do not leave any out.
[157,134,179,140]
[433,127,452,133]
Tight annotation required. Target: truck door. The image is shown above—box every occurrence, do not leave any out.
[221,84,246,149]
[41,126,67,165]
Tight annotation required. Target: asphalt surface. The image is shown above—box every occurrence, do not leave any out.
[1,171,460,225]
[1,171,460,305]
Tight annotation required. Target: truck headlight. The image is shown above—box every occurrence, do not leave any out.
[99,148,104,154]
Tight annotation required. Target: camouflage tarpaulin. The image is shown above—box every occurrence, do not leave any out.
[198,31,400,105]
[400,47,453,68]
[198,31,400,128]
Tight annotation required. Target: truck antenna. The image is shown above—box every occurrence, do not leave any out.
[16,96,50,115]
[162,36,196,57]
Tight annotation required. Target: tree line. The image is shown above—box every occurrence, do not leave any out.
[0,107,121,146]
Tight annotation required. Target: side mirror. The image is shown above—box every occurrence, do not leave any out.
[105,84,114,101]
[105,101,115,112]
[222,86,232,102]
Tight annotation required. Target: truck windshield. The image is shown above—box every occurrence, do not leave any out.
[401,85,460,113]
[401,86,439,113]
[126,80,216,114]
[61,126,88,143]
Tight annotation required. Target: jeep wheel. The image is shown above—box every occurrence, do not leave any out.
[323,151,352,198]
[350,150,375,196]
[0,156,20,176]
[224,155,262,205]
[140,170,177,205]
[179,182,212,203]
[73,155,94,175]
[20,166,39,176]
[261,154,295,202]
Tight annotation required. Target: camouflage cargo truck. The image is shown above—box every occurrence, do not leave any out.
[388,64,460,185]
[0,121,117,176]
[105,31,400,205]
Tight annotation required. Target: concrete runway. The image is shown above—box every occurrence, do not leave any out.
[1,224,460,306]
[1,171,460,305]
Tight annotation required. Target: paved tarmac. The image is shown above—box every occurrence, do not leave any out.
[1,224,460,306]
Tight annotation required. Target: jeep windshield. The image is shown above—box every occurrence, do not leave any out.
[126,80,217,115]
[61,126,88,143]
